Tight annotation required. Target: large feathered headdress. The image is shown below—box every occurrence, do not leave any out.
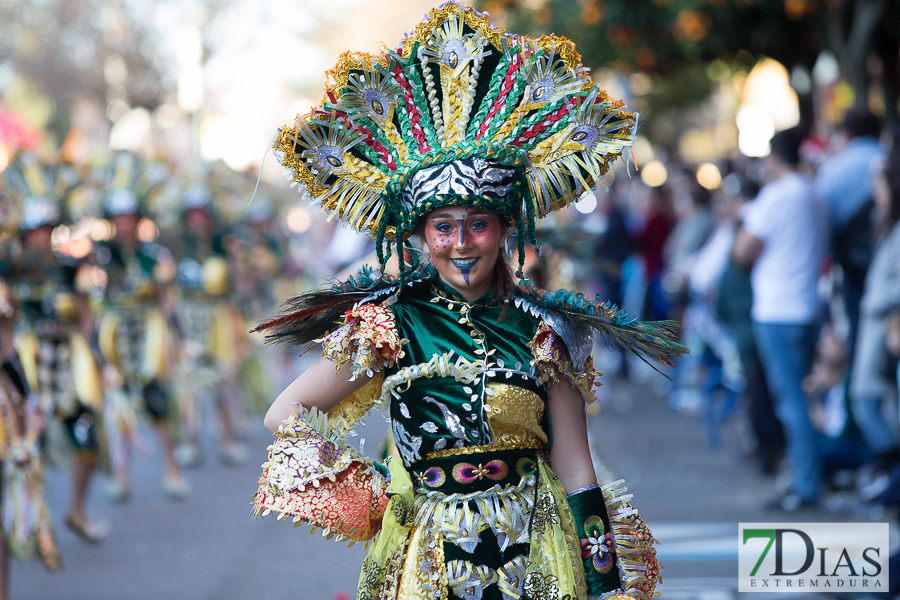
[103,151,169,217]
[274,1,636,279]
[3,151,73,231]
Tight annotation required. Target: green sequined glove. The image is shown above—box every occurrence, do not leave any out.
[567,484,623,596]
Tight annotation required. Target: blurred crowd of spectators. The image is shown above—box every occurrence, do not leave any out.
[554,109,900,518]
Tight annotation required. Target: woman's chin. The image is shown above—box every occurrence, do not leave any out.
[440,272,490,299]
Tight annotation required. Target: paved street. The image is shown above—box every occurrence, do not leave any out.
[15,356,888,599]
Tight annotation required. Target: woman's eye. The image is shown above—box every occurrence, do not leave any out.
[433,223,453,234]
[470,220,488,231]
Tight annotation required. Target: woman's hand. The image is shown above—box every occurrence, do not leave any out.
[546,379,597,493]
[264,357,372,433]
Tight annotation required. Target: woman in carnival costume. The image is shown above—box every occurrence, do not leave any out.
[253,4,687,599]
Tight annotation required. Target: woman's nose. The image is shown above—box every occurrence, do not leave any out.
[454,219,469,248]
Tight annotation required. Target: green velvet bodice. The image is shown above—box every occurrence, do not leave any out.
[386,279,549,467]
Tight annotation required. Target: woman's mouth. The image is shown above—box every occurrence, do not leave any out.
[450,257,478,284]
[450,258,479,269]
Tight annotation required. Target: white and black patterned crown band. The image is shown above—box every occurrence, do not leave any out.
[400,158,517,209]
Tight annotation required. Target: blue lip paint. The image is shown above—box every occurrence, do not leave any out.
[451,258,478,285]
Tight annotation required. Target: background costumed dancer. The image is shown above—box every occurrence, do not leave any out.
[2,152,108,545]
[95,151,189,502]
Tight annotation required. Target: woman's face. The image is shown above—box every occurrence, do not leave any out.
[420,206,506,302]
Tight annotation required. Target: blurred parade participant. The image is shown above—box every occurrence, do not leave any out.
[663,181,714,319]
[2,153,108,543]
[849,150,900,497]
[231,202,284,318]
[715,174,785,474]
[816,109,883,353]
[590,184,633,311]
[669,179,742,423]
[251,4,686,598]
[94,152,188,501]
[733,128,830,510]
[634,183,675,321]
[0,257,61,598]
[227,201,285,417]
[582,184,634,379]
[169,181,249,468]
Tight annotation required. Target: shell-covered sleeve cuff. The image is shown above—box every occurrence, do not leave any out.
[252,407,390,543]
[318,303,406,380]
[530,322,600,404]
[601,480,663,600]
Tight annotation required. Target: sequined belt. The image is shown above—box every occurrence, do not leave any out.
[411,447,538,494]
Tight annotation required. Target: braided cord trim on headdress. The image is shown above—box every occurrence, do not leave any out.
[469,46,522,139]
[391,59,434,154]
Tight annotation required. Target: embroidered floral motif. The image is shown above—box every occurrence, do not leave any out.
[523,572,562,600]
[357,561,388,600]
[530,491,559,535]
[390,494,414,527]
[529,322,600,404]
[452,460,509,484]
[319,303,407,379]
[580,515,615,574]
[417,466,447,488]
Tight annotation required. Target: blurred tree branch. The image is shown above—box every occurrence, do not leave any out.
[484,0,899,127]
[0,0,232,142]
